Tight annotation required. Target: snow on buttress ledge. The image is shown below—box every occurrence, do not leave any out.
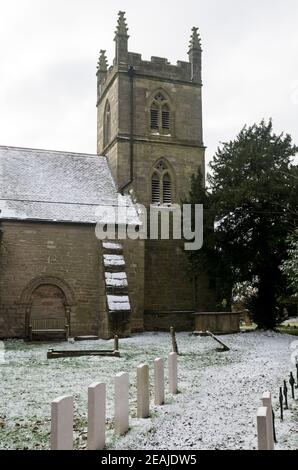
[103,254,125,266]
[103,242,123,250]
[107,295,130,311]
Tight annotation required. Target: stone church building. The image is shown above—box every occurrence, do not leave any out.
[0,12,215,340]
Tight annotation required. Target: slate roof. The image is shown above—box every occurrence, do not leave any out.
[0,145,138,224]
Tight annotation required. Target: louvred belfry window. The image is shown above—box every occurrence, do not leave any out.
[151,160,173,205]
[150,92,172,134]
[162,105,170,130]
[150,105,159,129]
[162,173,172,204]
[151,172,160,204]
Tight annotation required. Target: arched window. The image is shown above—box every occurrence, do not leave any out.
[150,92,171,134]
[103,100,111,147]
[151,160,173,205]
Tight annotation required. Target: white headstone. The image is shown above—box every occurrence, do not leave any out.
[154,358,164,406]
[168,352,178,394]
[261,391,274,450]
[257,406,270,450]
[51,395,73,450]
[137,363,150,418]
[88,382,106,450]
[114,372,129,436]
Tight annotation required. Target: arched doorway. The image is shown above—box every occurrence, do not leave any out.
[21,276,75,340]
[29,284,67,340]
[31,284,66,320]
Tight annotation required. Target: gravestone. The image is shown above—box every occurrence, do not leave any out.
[154,358,165,406]
[114,372,129,435]
[51,395,73,450]
[88,382,106,450]
[168,352,178,394]
[256,406,271,450]
[261,391,274,450]
[137,364,150,418]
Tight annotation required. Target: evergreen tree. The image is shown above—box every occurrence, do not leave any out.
[187,120,298,328]
[281,229,298,298]
[185,169,233,308]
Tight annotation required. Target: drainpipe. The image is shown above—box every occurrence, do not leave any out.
[120,65,135,193]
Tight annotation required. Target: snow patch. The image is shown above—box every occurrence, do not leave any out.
[107,295,130,311]
[103,242,123,250]
[105,272,127,280]
[0,332,297,450]
[105,273,128,288]
[103,254,125,266]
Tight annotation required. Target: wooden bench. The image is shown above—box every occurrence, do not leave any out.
[29,318,69,341]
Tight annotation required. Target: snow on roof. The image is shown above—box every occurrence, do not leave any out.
[0,145,139,225]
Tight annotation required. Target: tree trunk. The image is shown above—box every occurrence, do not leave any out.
[254,270,278,329]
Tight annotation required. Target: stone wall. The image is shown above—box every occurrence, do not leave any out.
[144,311,195,332]
[144,239,194,313]
[144,239,216,323]
[97,75,119,156]
[0,221,104,338]
[0,221,145,339]
[122,238,145,332]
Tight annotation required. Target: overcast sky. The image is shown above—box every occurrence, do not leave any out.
[0,0,297,169]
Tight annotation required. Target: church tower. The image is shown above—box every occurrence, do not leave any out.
[97,12,204,201]
[97,12,215,330]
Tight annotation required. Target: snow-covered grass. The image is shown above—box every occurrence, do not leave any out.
[0,331,297,450]
[282,317,298,326]
[277,317,298,336]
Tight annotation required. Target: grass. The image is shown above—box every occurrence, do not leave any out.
[240,321,298,336]
[276,326,298,336]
